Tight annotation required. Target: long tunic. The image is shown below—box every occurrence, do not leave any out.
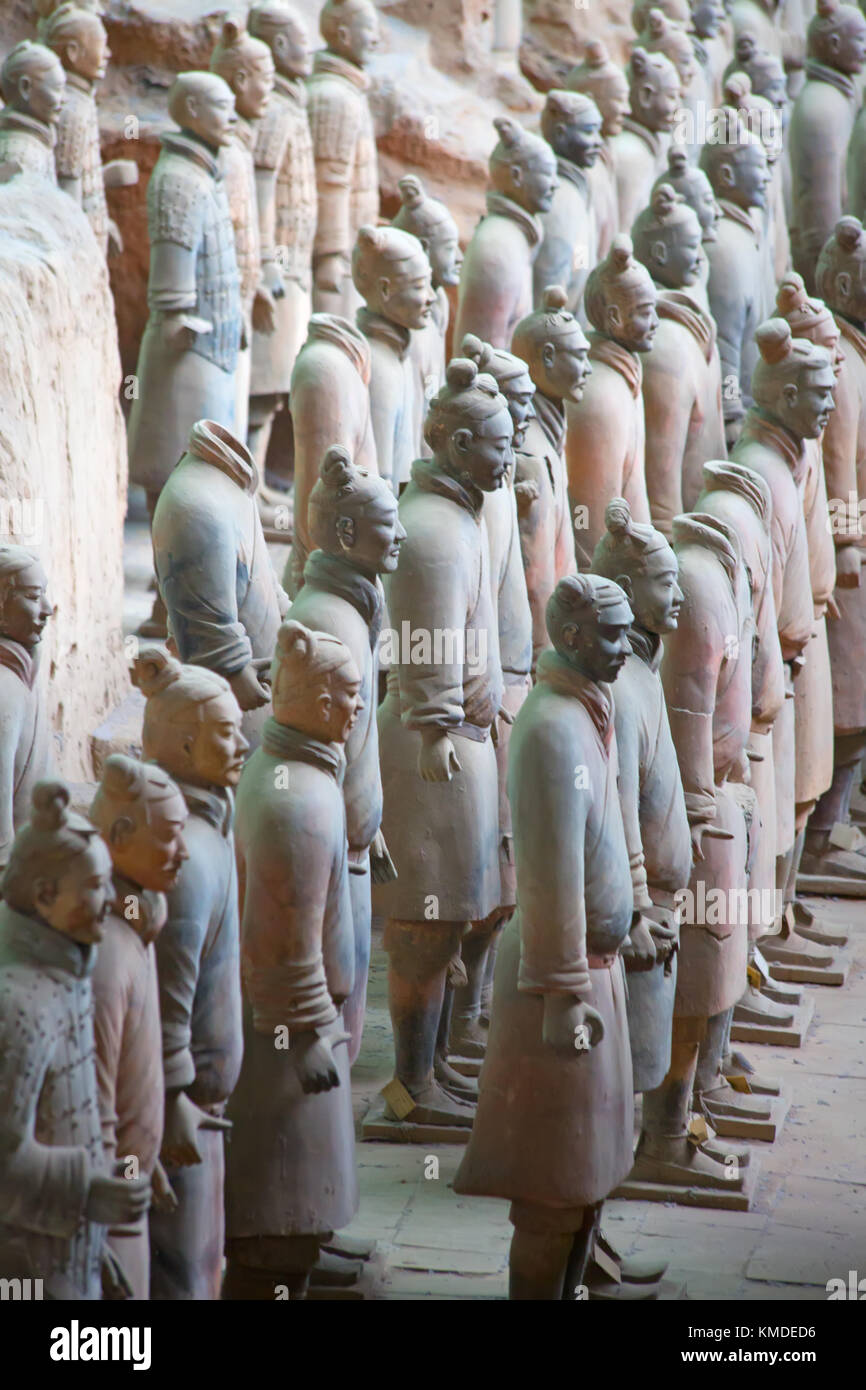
[454,192,543,350]
[91,878,164,1300]
[226,721,357,1240]
[357,306,417,490]
[0,906,105,1298]
[533,157,597,315]
[149,781,243,1300]
[663,517,754,1019]
[454,653,634,1210]
[375,458,503,923]
[54,72,108,251]
[223,115,261,442]
[613,629,691,1091]
[643,288,727,535]
[610,117,669,235]
[824,315,866,732]
[704,200,764,437]
[127,132,242,495]
[565,333,651,565]
[288,314,377,593]
[405,286,448,466]
[251,73,316,396]
[792,438,835,806]
[514,393,577,668]
[0,641,53,868]
[789,63,858,292]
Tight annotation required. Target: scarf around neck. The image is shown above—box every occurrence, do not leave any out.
[484,191,543,250]
[536,648,615,749]
[739,406,807,482]
[356,306,412,360]
[628,625,662,670]
[410,456,484,518]
[303,549,385,649]
[262,717,346,783]
[314,49,370,91]
[307,313,371,383]
[657,290,716,362]
[0,636,36,690]
[531,390,567,455]
[805,59,856,101]
[588,332,642,397]
[174,777,234,837]
[110,873,166,947]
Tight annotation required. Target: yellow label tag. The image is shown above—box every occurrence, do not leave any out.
[747,964,762,988]
[727,1073,752,1094]
[591,1240,621,1284]
[688,1114,710,1144]
[380,1078,417,1120]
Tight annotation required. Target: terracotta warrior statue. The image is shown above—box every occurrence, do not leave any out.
[130,650,247,1300]
[591,502,691,1132]
[392,175,463,461]
[458,336,535,1062]
[127,71,242,634]
[89,755,189,1301]
[225,620,362,1299]
[533,90,603,317]
[0,547,53,868]
[789,0,866,292]
[307,0,380,318]
[631,183,726,532]
[43,3,135,256]
[454,574,638,1300]
[804,221,866,883]
[0,783,150,1298]
[690,0,729,105]
[246,2,316,489]
[511,287,586,669]
[628,513,758,1192]
[609,47,681,236]
[210,19,276,446]
[454,116,558,351]
[151,420,289,749]
[353,224,436,489]
[566,40,629,260]
[643,9,702,158]
[565,235,657,566]
[35,0,102,34]
[700,119,771,444]
[730,322,836,956]
[288,448,404,1063]
[654,145,722,249]
[374,359,509,1130]
[0,41,65,183]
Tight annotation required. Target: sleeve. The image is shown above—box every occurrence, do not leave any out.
[822,373,861,550]
[0,685,24,868]
[154,864,210,1094]
[367,346,401,487]
[0,990,91,1238]
[54,98,87,184]
[706,239,747,428]
[240,801,340,1034]
[613,693,653,912]
[146,238,198,314]
[308,79,361,262]
[510,719,593,997]
[90,932,126,1163]
[773,506,814,662]
[385,525,471,729]
[751,561,787,731]
[643,349,694,535]
[156,500,254,675]
[661,572,722,825]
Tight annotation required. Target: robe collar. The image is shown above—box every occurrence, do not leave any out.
[0,108,55,149]
[536,649,615,750]
[233,114,258,154]
[718,198,760,244]
[185,419,258,492]
[307,313,371,384]
[262,718,346,783]
[410,456,484,519]
[621,115,662,158]
[174,778,234,837]
[672,512,739,585]
[739,406,808,483]
[109,873,166,948]
[65,71,96,96]
[555,154,589,193]
[836,312,866,364]
[0,637,36,690]
[530,390,566,455]
[0,902,94,978]
[628,625,662,670]
[303,549,385,650]
[700,460,771,525]
[804,59,856,101]
[274,73,307,108]
[356,306,412,361]
[657,289,716,362]
[588,332,642,397]
[483,191,543,250]
[313,49,370,92]
[161,130,221,179]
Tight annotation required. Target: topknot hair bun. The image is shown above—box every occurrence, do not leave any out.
[775,272,808,314]
[277,618,313,659]
[542,285,569,311]
[398,174,424,207]
[585,38,608,64]
[131,647,183,698]
[648,8,669,35]
[319,444,355,492]
[723,71,752,101]
[31,780,70,831]
[735,31,759,60]
[835,215,864,252]
[493,115,520,147]
[445,357,479,390]
[605,497,634,535]
[651,181,682,216]
[667,146,689,174]
[816,0,839,18]
[101,754,145,801]
[221,16,243,42]
[356,223,386,253]
[611,233,634,269]
[755,318,793,365]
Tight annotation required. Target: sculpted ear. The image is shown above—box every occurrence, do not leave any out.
[452,427,474,455]
[510,162,524,187]
[542,341,557,369]
[377,275,391,302]
[837,270,853,298]
[335,514,356,549]
[561,621,581,650]
[616,574,635,602]
[651,238,668,265]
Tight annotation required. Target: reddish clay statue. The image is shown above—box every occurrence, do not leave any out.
[566,40,630,260]
[534,90,603,317]
[454,116,558,351]
[609,47,681,236]
[225,620,362,1299]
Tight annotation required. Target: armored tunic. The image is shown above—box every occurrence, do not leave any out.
[514,393,577,667]
[251,73,316,396]
[127,132,242,495]
[454,655,634,1211]
[54,71,108,251]
[454,192,543,350]
[0,109,56,182]
[0,641,53,869]
[565,334,651,565]
[288,314,377,592]
[226,721,357,1241]
[533,157,597,316]
[0,906,105,1299]
[643,288,727,534]
[223,117,261,322]
[375,459,503,923]
[149,781,243,1301]
[705,200,764,438]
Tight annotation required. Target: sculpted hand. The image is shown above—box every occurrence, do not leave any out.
[160,1090,231,1168]
[262,257,286,299]
[162,312,213,352]
[314,252,349,295]
[834,544,862,591]
[417,731,462,782]
[621,916,657,973]
[690,820,734,862]
[293,1030,352,1094]
[542,994,605,1055]
[228,660,271,711]
[370,828,398,884]
[101,1246,134,1301]
[86,1171,151,1226]
[150,1157,177,1212]
[253,284,277,334]
[514,479,539,516]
